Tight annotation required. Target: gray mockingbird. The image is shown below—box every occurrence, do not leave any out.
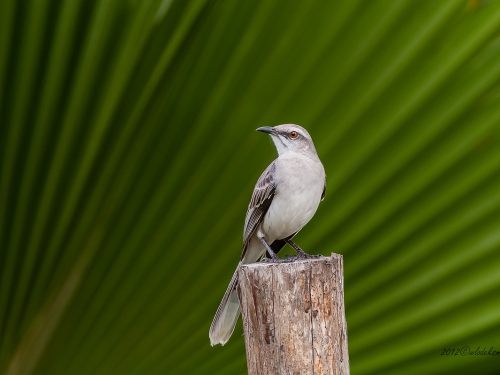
[209,124,326,346]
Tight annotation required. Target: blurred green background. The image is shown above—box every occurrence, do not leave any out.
[1,0,500,374]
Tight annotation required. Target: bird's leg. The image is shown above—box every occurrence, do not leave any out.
[285,239,323,259]
[258,236,294,263]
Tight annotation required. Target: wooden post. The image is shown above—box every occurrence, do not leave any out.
[238,253,349,375]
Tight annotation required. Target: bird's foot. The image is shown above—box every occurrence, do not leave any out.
[263,256,296,263]
[284,239,323,260]
[296,252,323,259]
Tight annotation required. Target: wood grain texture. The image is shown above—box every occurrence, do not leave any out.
[238,254,349,375]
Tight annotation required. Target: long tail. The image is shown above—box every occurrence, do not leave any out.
[209,264,241,346]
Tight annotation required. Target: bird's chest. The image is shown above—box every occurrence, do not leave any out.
[262,157,324,240]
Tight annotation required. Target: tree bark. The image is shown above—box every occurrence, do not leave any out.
[238,254,349,375]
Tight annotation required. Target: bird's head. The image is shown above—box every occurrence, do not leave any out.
[256,124,318,157]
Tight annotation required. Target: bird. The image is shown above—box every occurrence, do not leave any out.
[209,124,326,346]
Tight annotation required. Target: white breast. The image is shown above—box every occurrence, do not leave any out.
[261,154,324,242]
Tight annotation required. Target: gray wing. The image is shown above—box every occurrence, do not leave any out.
[241,160,277,260]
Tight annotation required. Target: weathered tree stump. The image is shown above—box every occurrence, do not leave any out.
[238,253,349,375]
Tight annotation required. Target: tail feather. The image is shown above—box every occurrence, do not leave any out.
[209,265,241,346]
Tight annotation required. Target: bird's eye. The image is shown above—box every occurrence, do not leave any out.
[289,131,298,139]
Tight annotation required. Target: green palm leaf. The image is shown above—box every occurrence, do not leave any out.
[1,1,500,374]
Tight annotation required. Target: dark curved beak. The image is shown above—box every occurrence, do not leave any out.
[256,126,278,135]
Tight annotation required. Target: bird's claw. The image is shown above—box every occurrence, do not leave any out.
[297,252,323,259]
[262,253,322,263]
[263,256,296,263]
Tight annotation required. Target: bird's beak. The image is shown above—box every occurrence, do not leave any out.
[256,126,278,135]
